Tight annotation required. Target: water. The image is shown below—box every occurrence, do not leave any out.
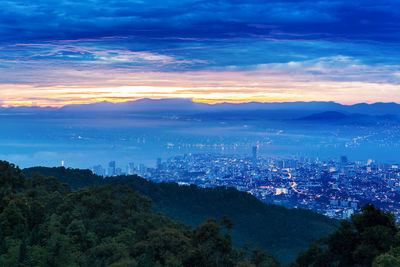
[1,114,399,169]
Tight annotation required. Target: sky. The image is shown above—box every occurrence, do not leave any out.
[1,0,400,106]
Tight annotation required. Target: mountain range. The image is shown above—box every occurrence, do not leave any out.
[2,98,400,117]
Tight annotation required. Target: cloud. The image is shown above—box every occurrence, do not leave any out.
[253,56,400,84]
[1,0,400,105]
[1,0,400,43]
[2,65,400,106]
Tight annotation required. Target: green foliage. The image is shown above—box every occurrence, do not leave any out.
[250,248,281,267]
[23,166,104,190]
[295,204,400,267]
[0,161,280,266]
[373,254,400,267]
[221,215,234,231]
[23,166,337,263]
[372,247,400,267]
[0,202,26,237]
[0,161,24,191]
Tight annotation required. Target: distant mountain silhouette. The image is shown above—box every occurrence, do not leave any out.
[347,102,400,115]
[56,99,400,115]
[299,111,349,121]
[3,98,400,117]
[58,99,347,113]
[298,111,399,125]
[59,98,210,112]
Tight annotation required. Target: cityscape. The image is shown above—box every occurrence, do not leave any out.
[4,0,400,265]
[91,147,400,221]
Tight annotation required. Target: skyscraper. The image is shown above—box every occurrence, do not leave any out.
[139,164,146,175]
[128,162,135,175]
[157,158,162,170]
[252,146,258,160]
[92,165,105,177]
[108,161,116,176]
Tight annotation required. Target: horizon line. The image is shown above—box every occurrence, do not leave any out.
[1,97,400,109]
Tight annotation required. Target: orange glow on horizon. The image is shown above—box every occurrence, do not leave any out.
[1,69,400,107]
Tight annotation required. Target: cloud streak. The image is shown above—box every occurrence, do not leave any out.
[0,0,400,105]
[2,65,400,106]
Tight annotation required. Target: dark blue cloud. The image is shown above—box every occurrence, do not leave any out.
[0,0,400,86]
[0,0,399,43]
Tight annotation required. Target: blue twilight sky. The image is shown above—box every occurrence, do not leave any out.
[1,0,400,106]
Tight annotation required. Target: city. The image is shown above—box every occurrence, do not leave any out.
[91,147,400,221]
[4,0,400,265]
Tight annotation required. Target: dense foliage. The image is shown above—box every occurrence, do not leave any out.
[2,161,281,266]
[294,204,400,267]
[21,165,400,266]
[23,167,105,190]
[23,167,337,263]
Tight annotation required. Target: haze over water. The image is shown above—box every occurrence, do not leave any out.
[2,99,400,169]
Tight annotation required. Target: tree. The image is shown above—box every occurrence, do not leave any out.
[221,215,234,230]
[0,161,24,191]
[251,248,280,267]
[0,202,27,237]
[295,204,398,267]
[17,238,27,264]
[66,219,87,247]
[373,254,400,267]
[0,161,276,266]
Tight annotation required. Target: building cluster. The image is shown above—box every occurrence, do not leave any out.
[92,160,148,177]
[91,149,400,220]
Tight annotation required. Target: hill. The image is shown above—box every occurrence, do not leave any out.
[299,111,349,121]
[0,160,281,266]
[23,166,338,263]
[298,111,399,126]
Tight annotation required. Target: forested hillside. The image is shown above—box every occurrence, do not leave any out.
[18,165,400,266]
[1,161,280,266]
[24,166,338,263]
[294,204,400,267]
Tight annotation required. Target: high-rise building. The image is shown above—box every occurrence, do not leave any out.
[92,165,105,177]
[128,162,135,175]
[340,156,348,165]
[252,146,258,159]
[277,160,284,169]
[108,161,116,176]
[139,164,146,175]
[157,158,162,169]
